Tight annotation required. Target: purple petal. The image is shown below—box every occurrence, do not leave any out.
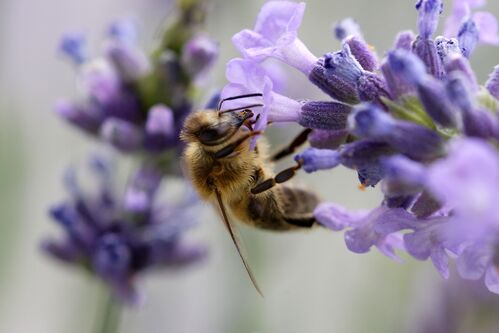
[254,1,306,43]
[473,11,499,45]
[430,247,450,279]
[485,266,499,294]
[456,244,491,280]
[314,202,368,231]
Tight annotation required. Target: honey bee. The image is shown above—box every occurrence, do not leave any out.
[180,93,320,295]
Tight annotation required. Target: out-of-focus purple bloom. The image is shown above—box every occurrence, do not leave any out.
[232,1,318,75]
[444,0,499,46]
[59,32,88,65]
[394,30,416,50]
[425,139,499,293]
[486,65,499,100]
[181,35,219,77]
[101,118,143,153]
[458,18,480,57]
[43,157,206,304]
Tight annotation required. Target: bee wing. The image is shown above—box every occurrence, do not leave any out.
[214,189,264,297]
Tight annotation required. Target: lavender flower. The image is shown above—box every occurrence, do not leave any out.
[43,157,206,304]
[232,1,318,75]
[57,14,217,154]
[226,0,499,296]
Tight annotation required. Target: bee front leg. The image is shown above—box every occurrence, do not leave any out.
[250,161,302,194]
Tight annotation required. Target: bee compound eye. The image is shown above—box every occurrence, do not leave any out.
[198,128,221,143]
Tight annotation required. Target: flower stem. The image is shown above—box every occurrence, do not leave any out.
[95,290,122,333]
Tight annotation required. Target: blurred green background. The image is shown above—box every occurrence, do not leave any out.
[1,0,499,332]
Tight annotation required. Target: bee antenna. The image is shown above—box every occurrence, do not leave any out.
[217,93,263,111]
[219,104,264,115]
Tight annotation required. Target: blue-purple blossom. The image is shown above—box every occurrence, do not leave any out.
[232,1,318,74]
[43,157,206,304]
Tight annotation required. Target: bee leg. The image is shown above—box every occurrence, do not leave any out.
[271,128,312,162]
[214,131,261,159]
[251,161,302,194]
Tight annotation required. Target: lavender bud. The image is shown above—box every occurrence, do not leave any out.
[59,32,87,65]
[106,42,150,82]
[412,36,443,78]
[308,129,348,149]
[101,118,143,152]
[417,77,458,128]
[308,44,362,104]
[357,72,391,105]
[299,101,352,130]
[181,35,219,77]
[350,104,444,160]
[445,55,478,91]
[124,164,162,214]
[381,59,415,100]
[448,73,499,138]
[387,49,427,85]
[383,155,426,186]
[344,36,378,71]
[458,18,479,58]
[334,18,363,41]
[435,36,460,65]
[416,0,443,39]
[295,148,341,173]
[93,234,131,280]
[78,59,121,105]
[108,18,137,45]
[55,100,102,134]
[485,65,499,100]
[146,105,175,137]
[393,30,416,50]
[349,104,395,138]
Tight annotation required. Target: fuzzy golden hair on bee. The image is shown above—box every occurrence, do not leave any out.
[181,93,320,296]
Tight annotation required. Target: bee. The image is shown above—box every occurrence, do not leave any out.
[180,93,320,295]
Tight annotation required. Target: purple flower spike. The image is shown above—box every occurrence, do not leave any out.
[101,118,143,152]
[294,148,341,173]
[458,18,480,57]
[59,32,88,65]
[232,1,318,75]
[486,65,499,100]
[416,0,444,39]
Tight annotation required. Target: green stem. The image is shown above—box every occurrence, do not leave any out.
[95,290,122,333]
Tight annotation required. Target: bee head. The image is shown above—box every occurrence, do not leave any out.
[181,109,254,146]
